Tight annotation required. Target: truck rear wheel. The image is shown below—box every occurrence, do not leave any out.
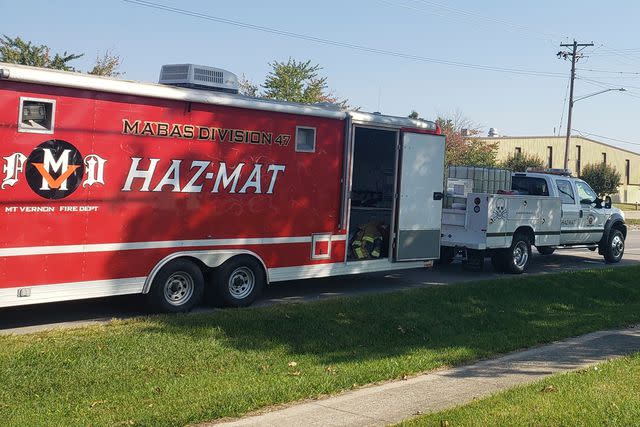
[213,256,265,307]
[604,229,625,263]
[503,233,531,274]
[147,259,204,313]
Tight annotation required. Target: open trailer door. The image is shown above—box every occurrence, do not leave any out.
[395,131,445,261]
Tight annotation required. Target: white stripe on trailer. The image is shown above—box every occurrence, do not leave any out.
[0,277,146,308]
[0,259,428,307]
[0,235,348,257]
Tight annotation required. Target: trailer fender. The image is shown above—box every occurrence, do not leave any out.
[599,214,627,254]
[143,250,268,293]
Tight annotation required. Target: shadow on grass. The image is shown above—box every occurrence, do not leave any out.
[140,267,640,367]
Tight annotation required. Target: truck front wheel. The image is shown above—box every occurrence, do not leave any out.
[604,229,625,263]
[502,233,531,274]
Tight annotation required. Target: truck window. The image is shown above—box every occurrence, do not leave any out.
[556,180,575,204]
[511,176,549,196]
[575,180,597,204]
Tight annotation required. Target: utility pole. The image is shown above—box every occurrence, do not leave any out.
[558,40,593,170]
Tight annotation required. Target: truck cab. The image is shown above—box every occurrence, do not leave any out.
[511,169,626,262]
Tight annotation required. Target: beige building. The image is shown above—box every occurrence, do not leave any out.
[476,136,640,203]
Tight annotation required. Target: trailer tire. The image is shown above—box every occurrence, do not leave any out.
[503,233,531,274]
[147,259,204,313]
[214,256,265,308]
[603,229,625,264]
[536,246,555,255]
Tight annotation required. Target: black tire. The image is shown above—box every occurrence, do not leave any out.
[604,229,625,263]
[502,233,531,274]
[213,256,265,308]
[490,251,506,272]
[147,259,204,313]
[536,246,555,255]
[437,246,455,265]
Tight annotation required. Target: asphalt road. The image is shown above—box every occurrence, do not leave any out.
[2,231,639,335]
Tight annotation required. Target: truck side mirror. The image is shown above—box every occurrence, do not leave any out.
[605,195,612,209]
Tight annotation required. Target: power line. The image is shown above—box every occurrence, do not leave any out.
[578,76,640,91]
[557,77,571,136]
[572,129,640,147]
[123,0,566,78]
[577,68,640,75]
[383,0,562,43]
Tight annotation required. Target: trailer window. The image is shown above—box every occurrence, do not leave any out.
[511,176,549,196]
[295,126,316,152]
[556,180,575,204]
[18,97,55,134]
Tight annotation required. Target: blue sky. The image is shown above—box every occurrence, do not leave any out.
[3,0,640,152]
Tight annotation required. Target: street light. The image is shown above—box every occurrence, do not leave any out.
[564,87,626,169]
[574,88,626,102]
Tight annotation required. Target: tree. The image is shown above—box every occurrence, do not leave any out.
[261,58,346,105]
[580,163,622,197]
[501,152,545,172]
[0,35,83,71]
[238,74,258,97]
[88,51,122,77]
[436,113,498,167]
[408,110,497,166]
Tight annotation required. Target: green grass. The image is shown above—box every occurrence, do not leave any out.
[3,267,640,426]
[615,202,640,211]
[401,352,640,426]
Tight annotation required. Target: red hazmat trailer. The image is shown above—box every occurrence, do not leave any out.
[0,63,445,311]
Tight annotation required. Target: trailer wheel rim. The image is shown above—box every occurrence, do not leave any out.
[513,241,529,269]
[611,234,624,259]
[228,266,255,299]
[163,271,195,306]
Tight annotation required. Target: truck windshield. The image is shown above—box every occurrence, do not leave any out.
[575,180,598,204]
[511,176,549,196]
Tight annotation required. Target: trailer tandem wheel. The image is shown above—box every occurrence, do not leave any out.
[147,258,205,313]
[212,255,266,308]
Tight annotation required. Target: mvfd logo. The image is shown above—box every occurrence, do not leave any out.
[2,140,106,199]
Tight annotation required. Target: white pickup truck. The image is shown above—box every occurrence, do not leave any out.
[440,170,627,273]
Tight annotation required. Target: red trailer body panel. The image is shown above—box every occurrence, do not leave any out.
[0,63,444,309]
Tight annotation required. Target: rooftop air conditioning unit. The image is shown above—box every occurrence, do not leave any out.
[159,64,239,94]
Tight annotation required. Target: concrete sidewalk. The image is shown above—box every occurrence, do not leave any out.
[210,326,640,427]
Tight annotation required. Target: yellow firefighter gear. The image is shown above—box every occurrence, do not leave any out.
[351,222,383,259]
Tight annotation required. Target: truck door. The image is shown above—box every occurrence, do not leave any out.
[556,179,581,244]
[574,180,606,244]
[395,131,445,260]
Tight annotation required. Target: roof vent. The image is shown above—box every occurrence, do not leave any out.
[159,64,239,94]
